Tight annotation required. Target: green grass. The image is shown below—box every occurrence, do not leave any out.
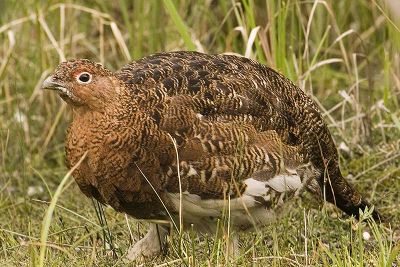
[0,0,399,266]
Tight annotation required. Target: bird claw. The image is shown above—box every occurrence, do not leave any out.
[126,223,169,262]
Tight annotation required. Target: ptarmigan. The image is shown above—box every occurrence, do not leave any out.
[42,51,380,261]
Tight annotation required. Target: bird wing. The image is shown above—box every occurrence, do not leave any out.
[114,51,381,222]
[117,51,316,146]
[116,51,313,201]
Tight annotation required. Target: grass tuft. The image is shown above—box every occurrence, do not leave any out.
[0,1,399,266]
[38,152,87,266]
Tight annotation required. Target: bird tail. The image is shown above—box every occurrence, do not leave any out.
[320,169,382,222]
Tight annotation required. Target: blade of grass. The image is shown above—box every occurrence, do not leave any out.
[162,0,196,50]
[38,151,88,267]
[91,199,118,257]
[0,31,15,82]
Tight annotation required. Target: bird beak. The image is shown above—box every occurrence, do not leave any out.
[41,75,68,94]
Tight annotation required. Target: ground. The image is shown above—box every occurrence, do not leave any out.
[0,1,399,266]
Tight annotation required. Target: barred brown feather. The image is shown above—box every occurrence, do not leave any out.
[42,51,380,259]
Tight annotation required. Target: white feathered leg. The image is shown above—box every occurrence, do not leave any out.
[126,223,169,261]
[226,232,239,259]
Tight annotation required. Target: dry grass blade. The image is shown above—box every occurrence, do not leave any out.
[253,256,302,266]
[0,13,36,34]
[353,152,400,180]
[32,199,99,227]
[42,103,66,151]
[0,31,15,81]
[300,58,343,79]
[154,257,184,266]
[245,26,260,58]
[1,1,398,266]
[110,22,131,61]
[38,151,88,267]
[38,13,66,62]
[29,70,52,104]
[50,3,111,20]
[134,162,179,233]
[373,0,400,33]
[303,0,324,60]
[167,134,183,233]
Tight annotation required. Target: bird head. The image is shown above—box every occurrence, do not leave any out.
[42,59,122,110]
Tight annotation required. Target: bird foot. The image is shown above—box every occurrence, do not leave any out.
[126,223,169,262]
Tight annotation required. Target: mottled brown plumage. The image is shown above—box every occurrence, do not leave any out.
[42,51,380,260]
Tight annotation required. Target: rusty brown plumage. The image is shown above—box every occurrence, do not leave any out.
[42,51,380,259]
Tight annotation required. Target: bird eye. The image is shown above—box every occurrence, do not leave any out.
[76,72,92,84]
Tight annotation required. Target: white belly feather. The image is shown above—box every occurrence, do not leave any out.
[167,171,310,233]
